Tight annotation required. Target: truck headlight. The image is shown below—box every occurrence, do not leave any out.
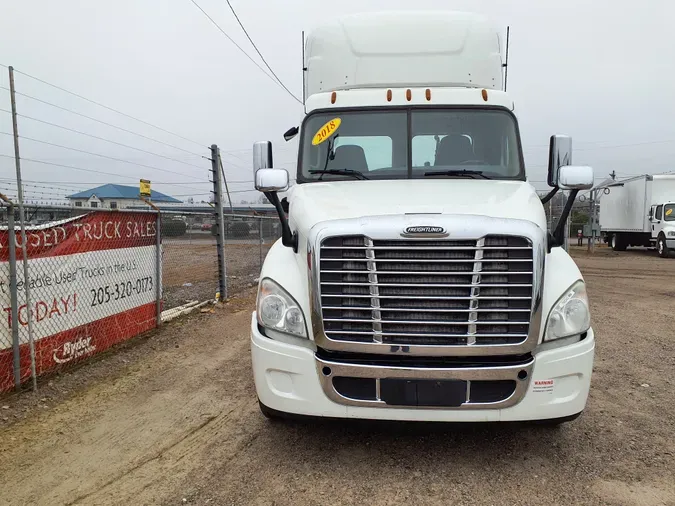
[257,278,308,339]
[544,280,590,341]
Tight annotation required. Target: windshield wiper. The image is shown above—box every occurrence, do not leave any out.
[424,169,489,179]
[309,169,369,180]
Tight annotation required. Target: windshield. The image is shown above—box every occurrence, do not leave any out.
[298,108,524,182]
[665,204,675,221]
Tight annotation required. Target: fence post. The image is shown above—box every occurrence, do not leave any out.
[211,145,227,301]
[259,217,263,269]
[5,203,20,389]
[155,211,162,326]
[9,65,37,392]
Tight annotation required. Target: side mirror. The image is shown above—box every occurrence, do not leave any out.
[283,126,299,142]
[547,135,573,187]
[558,165,594,190]
[255,168,289,192]
[252,140,274,177]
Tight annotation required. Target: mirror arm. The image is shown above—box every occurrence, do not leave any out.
[265,191,298,252]
[552,189,579,246]
[540,186,558,204]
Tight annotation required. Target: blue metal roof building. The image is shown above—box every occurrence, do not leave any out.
[67,184,181,203]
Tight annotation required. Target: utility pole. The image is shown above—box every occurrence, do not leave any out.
[587,190,595,253]
[8,66,37,392]
[591,190,599,253]
[211,145,227,301]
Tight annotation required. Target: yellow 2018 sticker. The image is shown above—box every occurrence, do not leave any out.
[312,118,341,145]
[667,208,673,216]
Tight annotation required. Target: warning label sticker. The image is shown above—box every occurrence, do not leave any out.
[532,379,555,394]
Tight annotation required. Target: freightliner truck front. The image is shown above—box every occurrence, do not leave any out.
[249,11,595,424]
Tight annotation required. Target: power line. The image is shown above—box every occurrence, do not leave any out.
[575,139,675,151]
[523,138,675,150]
[0,85,206,157]
[0,174,218,196]
[0,177,218,187]
[0,132,208,186]
[188,0,302,105]
[0,154,147,180]
[224,0,301,104]
[0,107,206,170]
[5,66,206,148]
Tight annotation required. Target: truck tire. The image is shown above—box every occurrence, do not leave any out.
[611,234,627,251]
[657,235,670,258]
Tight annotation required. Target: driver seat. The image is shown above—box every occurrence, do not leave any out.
[434,134,474,166]
[327,145,369,172]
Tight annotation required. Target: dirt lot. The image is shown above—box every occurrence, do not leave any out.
[0,247,674,505]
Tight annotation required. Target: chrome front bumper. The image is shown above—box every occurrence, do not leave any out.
[315,355,533,410]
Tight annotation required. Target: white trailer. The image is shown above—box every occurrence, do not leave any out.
[600,175,675,257]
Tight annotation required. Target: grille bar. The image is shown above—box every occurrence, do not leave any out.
[320,270,534,275]
[321,282,533,288]
[321,258,532,263]
[321,294,532,300]
[321,246,532,251]
[324,319,529,325]
[322,306,531,312]
[325,331,529,339]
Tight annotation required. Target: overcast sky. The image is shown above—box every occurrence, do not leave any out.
[1,0,674,205]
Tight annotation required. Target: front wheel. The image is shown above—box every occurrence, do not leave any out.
[657,235,670,258]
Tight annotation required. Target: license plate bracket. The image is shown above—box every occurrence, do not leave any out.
[380,379,467,407]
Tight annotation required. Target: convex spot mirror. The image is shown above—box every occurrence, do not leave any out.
[558,165,594,190]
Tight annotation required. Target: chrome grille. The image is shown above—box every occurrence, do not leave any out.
[319,235,533,347]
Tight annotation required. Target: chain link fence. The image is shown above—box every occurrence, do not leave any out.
[0,206,160,391]
[0,202,282,391]
[159,211,219,310]
[222,215,281,294]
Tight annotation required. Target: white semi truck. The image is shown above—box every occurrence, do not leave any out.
[249,11,595,424]
[600,174,675,257]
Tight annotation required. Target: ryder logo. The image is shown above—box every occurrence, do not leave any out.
[53,337,96,364]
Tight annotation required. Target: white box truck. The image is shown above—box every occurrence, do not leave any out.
[248,11,596,424]
[600,174,675,257]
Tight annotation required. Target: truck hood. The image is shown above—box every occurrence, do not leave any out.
[288,179,547,233]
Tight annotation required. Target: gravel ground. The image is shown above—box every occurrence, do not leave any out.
[0,247,674,505]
